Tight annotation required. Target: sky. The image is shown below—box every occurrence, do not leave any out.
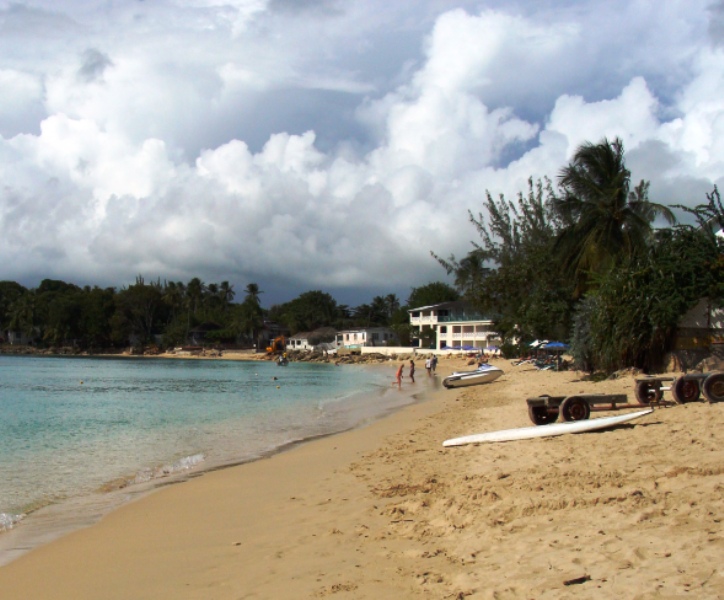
[1,0,723,307]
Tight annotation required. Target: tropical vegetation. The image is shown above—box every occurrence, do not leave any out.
[0,274,455,353]
[436,137,724,373]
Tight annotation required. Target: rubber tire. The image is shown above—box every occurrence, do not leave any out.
[528,405,557,426]
[635,380,663,405]
[559,396,591,422]
[702,373,724,403]
[671,377,701,404]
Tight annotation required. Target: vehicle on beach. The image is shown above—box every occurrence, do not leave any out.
[442,364,504,388]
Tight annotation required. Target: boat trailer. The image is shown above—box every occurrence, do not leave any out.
[526,371,723,426]
[633,371,724,405]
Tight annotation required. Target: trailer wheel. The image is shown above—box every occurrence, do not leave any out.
[559,396,591,422]
[635,380,663,405]
[671,377,700,404]
[702,373,724,403]
[528,405,557,426]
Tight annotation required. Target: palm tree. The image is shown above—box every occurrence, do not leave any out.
[218,281,235,310]
[553,137,675,295]
[242,283,263,348]
[186,278,206,318]
[384,294,400,320]
[452,249,491,299]
[8,292,38,341]
[244,283,262,307]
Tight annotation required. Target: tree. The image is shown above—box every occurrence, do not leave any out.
[244,283,262,306]
[113,279,165,346]
[8,291,38,342]
[384,294,400,320]
[270,290,338,333]
[553,137,675,295]
[570,221,723,372]
[185,277,206,324]
[450,249,491,300]
[406,282,459,309]
[236,283,264,348]
[435,178,573,342]
[0,281,28,333]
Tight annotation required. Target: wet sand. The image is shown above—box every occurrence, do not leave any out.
[0,356,722,598]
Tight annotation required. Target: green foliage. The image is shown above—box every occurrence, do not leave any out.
[406,282,459,308]
[268,290,339,333]
[435,178,574,341]
[552,137,675,296]
[0,281,28,332]
[570,224,722,372]
[434,139,720,374]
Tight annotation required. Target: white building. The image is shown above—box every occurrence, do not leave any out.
[335,327,399,348]
[286,332,315,352]
[408,301,500,350]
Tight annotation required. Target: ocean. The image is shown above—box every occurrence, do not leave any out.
[0,354,419,565]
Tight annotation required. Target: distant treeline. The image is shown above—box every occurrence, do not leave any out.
[0,276,460,351]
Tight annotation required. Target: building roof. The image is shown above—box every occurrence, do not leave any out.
[407,301,468,312]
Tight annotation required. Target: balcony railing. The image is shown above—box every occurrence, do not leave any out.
[437,314,490,323]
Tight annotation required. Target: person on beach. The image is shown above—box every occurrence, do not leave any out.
[431,354,438,373]
[394,363,404,386]
[425,357,432,376]
[409,359,415,382]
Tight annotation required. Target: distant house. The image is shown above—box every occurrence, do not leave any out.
[408,301,500,350]
[335,327,399,348]
[287,332,315,352]
[287,327,337,352]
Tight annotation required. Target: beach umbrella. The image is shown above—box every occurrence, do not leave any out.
[544,341,569,353]
[529,339,548,348]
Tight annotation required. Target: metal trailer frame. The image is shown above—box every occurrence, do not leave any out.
[526,393,637,425]
[634,371,724,405]
[526,371,724,426]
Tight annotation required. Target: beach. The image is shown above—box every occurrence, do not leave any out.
[0,356,722,599]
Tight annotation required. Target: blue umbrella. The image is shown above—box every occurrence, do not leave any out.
[544,341,568,352]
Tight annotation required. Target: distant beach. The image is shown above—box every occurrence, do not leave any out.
[0,354,722,598]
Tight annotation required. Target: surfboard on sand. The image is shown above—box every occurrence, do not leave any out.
[442,408,653,447]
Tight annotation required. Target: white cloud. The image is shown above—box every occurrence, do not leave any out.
[0,1,722,304]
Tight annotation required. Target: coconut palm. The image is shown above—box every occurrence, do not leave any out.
[553,137,675,295]
[452,249,491,299]
[244,283,262,307]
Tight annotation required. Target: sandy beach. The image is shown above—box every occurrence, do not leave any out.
[1,355,722,599]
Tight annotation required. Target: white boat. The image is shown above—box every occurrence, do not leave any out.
[442,364,503,388]
[443,408,653,446]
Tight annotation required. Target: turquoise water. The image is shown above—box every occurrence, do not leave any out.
[0,355,411,557]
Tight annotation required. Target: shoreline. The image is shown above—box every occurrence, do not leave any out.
[1,357,722,598]
[0,356,425,568]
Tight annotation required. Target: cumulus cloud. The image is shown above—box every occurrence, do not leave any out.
[0,0,722,304]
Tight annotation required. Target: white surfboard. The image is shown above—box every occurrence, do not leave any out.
[442,408,653,447]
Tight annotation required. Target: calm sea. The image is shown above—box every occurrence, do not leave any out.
[0,354,422,564]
